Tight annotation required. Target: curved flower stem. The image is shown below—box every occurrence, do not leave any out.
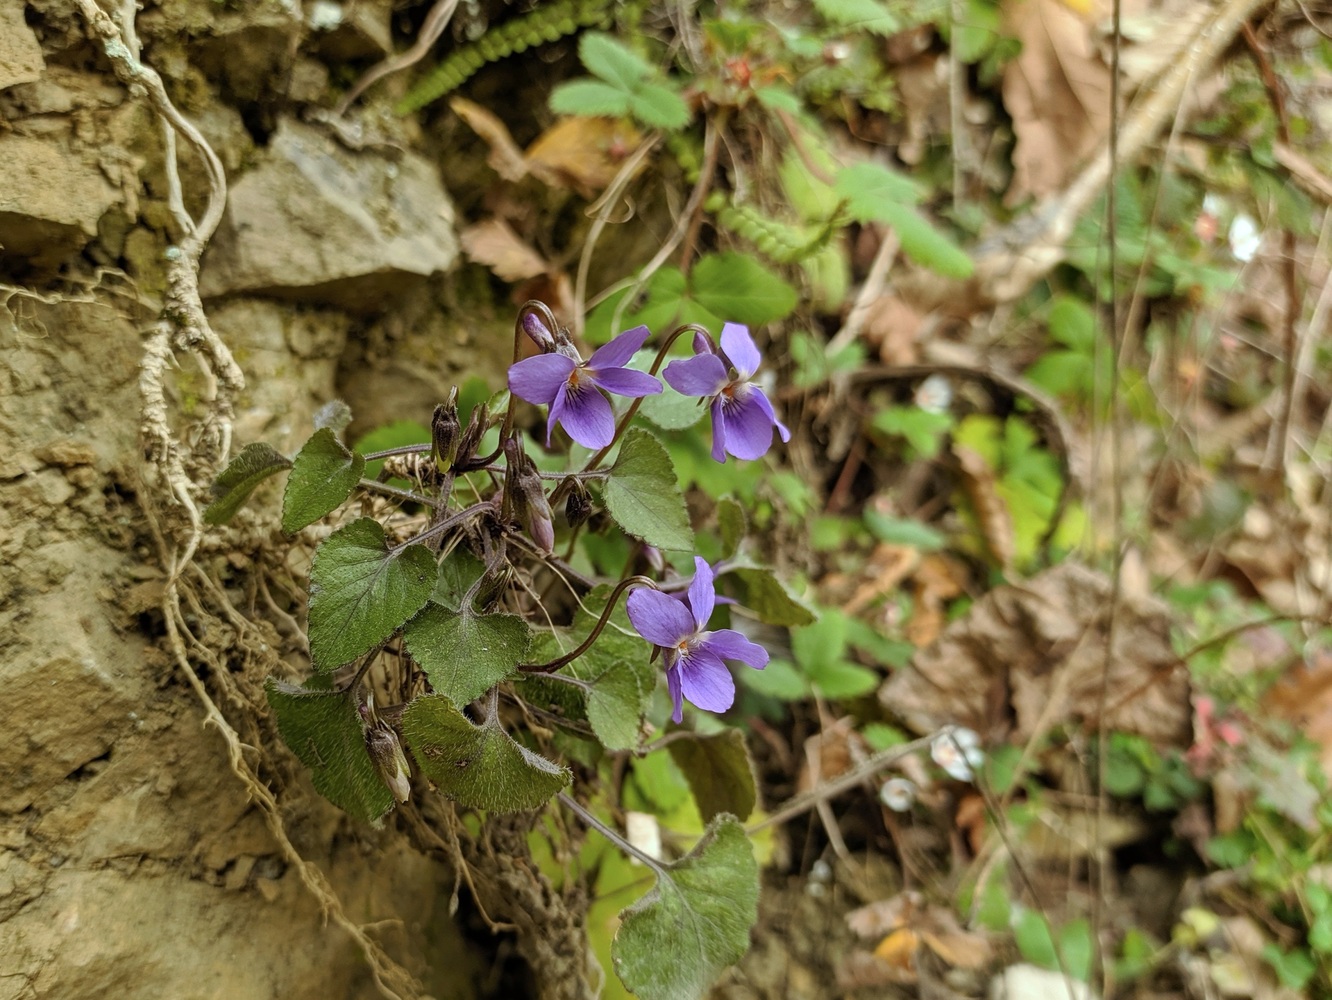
[387,502,486,557]
[470,301,557,471]
[518,575,656,674]
[558,792,666,874]
[577,323,718,477]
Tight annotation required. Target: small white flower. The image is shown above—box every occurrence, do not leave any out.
[931,725,985,782]
[879,777,917,812]
[1228,213,1261,263]
[914,374,953,415]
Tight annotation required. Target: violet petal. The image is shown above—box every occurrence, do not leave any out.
[719,323,761,379]
[709,396,728,464]
[546,383,568,447]
[627,588,696,647]
[677,647,736,713]
[750,386,791,443]
[702,628,769,669]
[687,556,715,631]
[587,367,662,398]
[719,389,777,460]
[508,353,576,405]
[667,665,685,724]
[558,385,616,448]
[588,325,650,370]
[663,354,728,397]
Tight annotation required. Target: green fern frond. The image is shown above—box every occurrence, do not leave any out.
[717,203,835,264]
[397,0,614,115]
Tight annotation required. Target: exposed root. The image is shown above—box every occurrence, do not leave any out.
[72,4,428,997]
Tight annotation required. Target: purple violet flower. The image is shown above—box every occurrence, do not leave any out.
[662,322,791,463]
[508,325,662,449]
[626,557,768,723]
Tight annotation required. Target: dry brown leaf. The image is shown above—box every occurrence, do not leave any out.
[1001,0,1110,202]
[863,293,925,365]
[835,950,918,989]
[954,444,1015,572]
[844,541,919,616]
[879,562,1193,745]
[907,553,967,648]
[1262,651,1332,779]
[873,927,920,972]
[796,716,868,793]
[955,793,988,854]
[459,218,551,282]
[525,117,645,197]
[918,910,992,969]
[449,97,529,183]
[846,891,923,939]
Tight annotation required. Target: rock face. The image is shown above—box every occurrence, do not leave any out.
[0,0,43,91]
[0,4,476,990]
[201,118,460,310]
[0,132,122,269]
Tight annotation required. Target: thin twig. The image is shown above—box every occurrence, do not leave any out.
[747,736,933,834]
[334,0,462,116]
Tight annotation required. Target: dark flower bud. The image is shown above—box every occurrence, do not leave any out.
[453,403,487,470]
[473,560,513,611]
[505,438,554,553]
[431,389,461,469]
[364,724,411,803]
[564,479,592,528]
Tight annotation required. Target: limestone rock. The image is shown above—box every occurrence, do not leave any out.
[200,118,459,310]
[0,0,44,92]
[0,133,121,268]
[307,0,394,60]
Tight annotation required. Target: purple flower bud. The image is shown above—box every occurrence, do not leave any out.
[521,309,557,351]
[505,438,555,553]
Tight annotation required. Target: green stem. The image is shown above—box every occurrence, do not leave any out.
[558,792,666,874]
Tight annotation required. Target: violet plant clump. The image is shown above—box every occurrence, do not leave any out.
[205,299,809,1000]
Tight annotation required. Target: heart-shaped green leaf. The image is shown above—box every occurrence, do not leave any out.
[283,428,365,534]
[666,729,757,822]
[402,695,569,812]
[404,604,531,706]
[265,677,394,824]
[203,443,291,525]
[603,428,693,552]
[691,252,798,326]
[612,815,760,1000]
[307,518,436,670]
[429,548,487,611]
